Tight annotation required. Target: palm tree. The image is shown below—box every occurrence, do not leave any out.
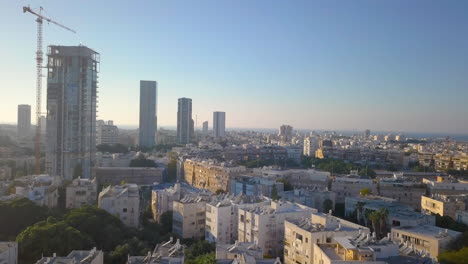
[368,211,381,238]
[355,202,366,224]
[378,208,388,239]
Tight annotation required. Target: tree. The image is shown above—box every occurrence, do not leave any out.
[73,164,82,179]
[359,188,372,196]
[0,198,50,240]
[323,199,333,214]
[160,211,173,235]
[358,167,376,179]
[271,184,280,201]
[368,211,381,237]
[64,206,129,251]
[186,253,216,264]
[439,247,468,264]
[129,155,156,168]
[378,208,388,239]
[185,240,215,262]
[16,218,93,263]
[355,202,366,225]
[166,158,177,182]
[276,178,293,191]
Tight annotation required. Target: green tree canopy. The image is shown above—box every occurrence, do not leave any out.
[360,188,372,196]
[64,206,129,251]
[0,198,49,240]
[185,240,215,262]
[276,178,293,191]
[16,218,93,263]
[129,155,156,168]
[439,247,468,264]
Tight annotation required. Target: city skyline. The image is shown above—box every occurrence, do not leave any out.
[1,1,468,134]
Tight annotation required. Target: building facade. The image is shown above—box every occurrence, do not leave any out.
[172,195,211,239]
[139,80,157,148]
[66,177,98,209]
[238,201,316,257]
[0,241,17,264]
[46,45,99,179]
[97,120,119,145]
[213,111,226,138]
[177,98,193,144]
[98,184,140,228]
[421,194,467,219]
[17,104,31,139]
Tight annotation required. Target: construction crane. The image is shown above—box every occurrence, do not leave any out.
[22,6,76,175]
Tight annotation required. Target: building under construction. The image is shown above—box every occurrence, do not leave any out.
[45,45,100,179]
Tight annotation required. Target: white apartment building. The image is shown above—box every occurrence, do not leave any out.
[205,194,269,244]
[151,182,209,222]
[421,194,467,219]
[238,201,317,257]
[423,177,468,195]
[9,174,60,208]
[312,235,426,264]
[98,184,140,228]
[391,225,461,259]
[0,242,17,264]
[34,248,103,264]
[66,177,98,209]
[216,242,281,264]
[331,175,376,203]
[303,137,319,157]
[128,238,185,264]
[95,152,136,167]
[172,195,211,239]
[284,213,369,264]
[97,120,119,146]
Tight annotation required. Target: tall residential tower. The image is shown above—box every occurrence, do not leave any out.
[17,104,31,138]
[177,98,193,144]
[213,111,226,138]
[46,46,99,179]
[139,81,157,148]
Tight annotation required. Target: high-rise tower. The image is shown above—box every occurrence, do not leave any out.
[46,45,99,179]
[177,98,193,144]
[139,81,157,148]
[213,111,226,138]
[17,104,31,139]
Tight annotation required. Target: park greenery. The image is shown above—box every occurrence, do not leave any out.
[302,157,377,178]
[435,214,468,264]
[0,198,179,264]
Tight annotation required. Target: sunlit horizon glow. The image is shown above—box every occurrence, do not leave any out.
[1,0,467,134]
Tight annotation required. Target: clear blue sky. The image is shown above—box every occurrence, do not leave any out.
[1,0,467,133]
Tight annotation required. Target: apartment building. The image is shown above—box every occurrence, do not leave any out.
[331,175,376,203]
[9,174,59,208]
[421,194,467,219]
[284,213,369,264]
[282,187,336,213]
[433,153,453,171]
[391,225,461,259]
[216,242,281,264]
[172,195,211,239]
[423,177,468,195]
[98,184,140,228]
[205,194,268,244]
[94,167,165,186]
[0,242,17,264]
[66,177,98,209]
[251,168,330,189]
[230,175,284,198]
[377,176,427,210]
[345,196,435,228]
[313,235,428,264]
[456,211,468,225]
[95,152,136,167]
[127,238,185,264]
[238,201,316,257]
[34,248,103,264]
[184,159,246,193]
[151,182,209,222]
[452,154,468,171]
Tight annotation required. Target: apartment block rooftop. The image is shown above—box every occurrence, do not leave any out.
[241,201,316,215]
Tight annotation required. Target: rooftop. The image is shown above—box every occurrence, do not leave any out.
[392,225,461,240]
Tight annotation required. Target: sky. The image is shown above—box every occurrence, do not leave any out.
[1,0,468,134]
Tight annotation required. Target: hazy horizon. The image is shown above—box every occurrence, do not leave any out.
[1,0,468,134]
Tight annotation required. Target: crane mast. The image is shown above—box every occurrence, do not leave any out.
[23,6,76,175]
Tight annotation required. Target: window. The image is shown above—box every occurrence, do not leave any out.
[123,208,127,212]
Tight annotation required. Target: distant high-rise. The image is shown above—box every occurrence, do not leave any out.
[139,80,157,148]
[202,121,209,134]
[365,129,371,138]
[213,111,226,138]
[278,125,293,143]
[46,46,99,179]
[177,98,193,144]
[17,104,31,138]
